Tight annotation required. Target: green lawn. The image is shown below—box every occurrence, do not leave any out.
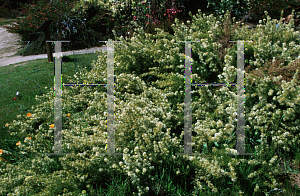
[0,52,99,151]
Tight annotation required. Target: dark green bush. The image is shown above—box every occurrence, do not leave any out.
[0,7,10,18]
[0,0,35,18]
[249,0,300,22]
[15,32,47,56]
[205,0,300,23]
[206,0,252,22]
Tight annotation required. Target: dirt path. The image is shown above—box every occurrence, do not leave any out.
[0,24,24,61]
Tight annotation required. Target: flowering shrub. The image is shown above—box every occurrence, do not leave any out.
[0,9,300,195]
[4,0,75,40]
[77,0,186,38]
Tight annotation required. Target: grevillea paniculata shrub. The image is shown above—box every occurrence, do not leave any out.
[0,9,299,196]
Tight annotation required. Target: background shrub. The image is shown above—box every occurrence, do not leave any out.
[206,0,300,23]
[5,0,109,55]
[0,0,35,18]
[248,0,300,23]
[16,33,47,56]
[206,0,252,22]
[7,0,190,55]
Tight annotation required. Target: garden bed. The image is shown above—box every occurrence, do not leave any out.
[1,5,300,196]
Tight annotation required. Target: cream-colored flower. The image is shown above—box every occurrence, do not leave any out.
[142,168,147,173]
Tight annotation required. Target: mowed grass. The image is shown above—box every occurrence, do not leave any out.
[0,53,99,158]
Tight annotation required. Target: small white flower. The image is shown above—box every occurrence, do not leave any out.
[216,120,223,127]
[134,146,139,152]
[269,155,278,164]
[268,89,274,96]
[124,148,129,153]
[215,132,221,138]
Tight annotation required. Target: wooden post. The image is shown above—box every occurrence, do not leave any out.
[36,20,54,62]
[44,26,53,62]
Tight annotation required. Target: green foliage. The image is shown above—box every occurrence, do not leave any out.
[3,0,191,55]
[4,0,73,38]
[248,0,300,22]
[144,19,176,35]
[67,0,117,43]
[97,0,186,38]
[3,0,108,55]
[0,0,34,18]
[15,32,47,56]
[206,0,300,23]
[207,0,252,22]
[0,8,21,18]
[1,8,300,196]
